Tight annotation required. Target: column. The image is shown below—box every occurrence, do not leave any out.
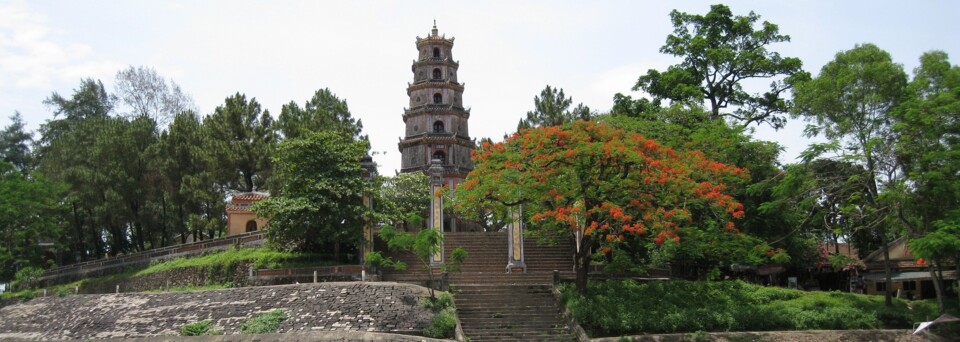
[506,206,526,273]
[360,156,377,264]
[428,159,445,271]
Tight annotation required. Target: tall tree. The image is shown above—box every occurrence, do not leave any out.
[36,79,115,260]
[254,131,371,258]
[517,85,592,130]
[791,43,908,306]
[634,4,804,129]
[204,93,277,192]
[0,162,64,281]
[155,110,219,243]
[378,172,430,231]
[0,112,34,173]
[456,120,761,293]
[114,66,195,128]
[600,106,800,274]
[277,88,363,140]
[894,51,960,313]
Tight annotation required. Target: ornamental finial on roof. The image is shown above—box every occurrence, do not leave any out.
[432,20,438,36]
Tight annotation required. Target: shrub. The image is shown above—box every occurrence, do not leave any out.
[12,266,44,290]
[561,279,944,336]
[240,309,288,334]
[424,292,455,312]
[423,307,457,338]
[180,320,219,336]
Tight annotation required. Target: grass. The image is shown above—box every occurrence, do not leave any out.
[4,246,341,299]
[180,320,222,336]
[240,309,288,334]
[560,279,956,337]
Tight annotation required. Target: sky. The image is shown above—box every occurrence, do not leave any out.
[2,1,959,176]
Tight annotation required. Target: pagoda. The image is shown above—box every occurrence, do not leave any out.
[399,22,474,188]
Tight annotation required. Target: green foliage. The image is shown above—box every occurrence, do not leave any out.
[363,251,407,271]
[11,266,44,290]
[277,88,363,140]
[255,131,370,253]
[0,112,34,172]
[634,4,804,128]
[0,161,65,282]
[240,309,288,334]
[423,306,457,339]
[203,93,277,192]
[517,85,592,130]
[560,280,942,336]
[423,292,455,312]
[446,247,468,273]
[180,320,218,336]
[378,225,466,298]
[378,172,430,231]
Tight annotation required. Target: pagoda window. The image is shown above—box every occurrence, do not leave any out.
[246,220,258,232]
[433,151,446,164]
[433,93,442,104]
[433,120,444,133]
[432,68,442,80]
[433,47,441,58]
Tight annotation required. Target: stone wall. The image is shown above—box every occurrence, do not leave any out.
[0,282,435,340]
[77,262,252,294]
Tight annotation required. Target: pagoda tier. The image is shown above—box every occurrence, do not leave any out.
[399,23,474,186]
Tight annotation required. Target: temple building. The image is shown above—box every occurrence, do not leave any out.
[398,22,477,232]
[226,191,270,236]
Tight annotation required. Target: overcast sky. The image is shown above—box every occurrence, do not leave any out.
[2,1,959,175]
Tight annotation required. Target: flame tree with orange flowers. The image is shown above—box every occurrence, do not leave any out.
[454,120,771,294]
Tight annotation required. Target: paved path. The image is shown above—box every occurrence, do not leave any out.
[0,282,434,340]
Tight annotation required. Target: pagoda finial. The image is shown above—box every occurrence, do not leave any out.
[431,20,438,36]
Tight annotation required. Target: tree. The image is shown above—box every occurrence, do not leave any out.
[0,112,34,173]
[36,79,115,260]
[634,4,804,129]
[369,226,467,299]
[155,110,221,243]
[378,172,430,231]
[791,43,908,306]
[204,93,277,192]
[0,162,64,282]
[114,65,195,128]
[455,120,759,293]
[253,131,370,258]
[610,93,661,119]
[600,106,804,274]
[894,51,960,313]
[517,85,592,130]
[277,88,363,140]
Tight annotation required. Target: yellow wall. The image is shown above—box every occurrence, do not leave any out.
[227,212,268,236]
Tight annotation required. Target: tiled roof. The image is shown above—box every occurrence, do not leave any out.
[232,192,270,201]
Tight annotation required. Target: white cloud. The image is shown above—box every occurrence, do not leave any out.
[0,3,118,89]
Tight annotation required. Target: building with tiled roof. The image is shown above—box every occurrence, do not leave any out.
[226,191,270,236]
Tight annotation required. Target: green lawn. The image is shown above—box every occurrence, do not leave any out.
[560,279,954,337]
[2,246,338,300]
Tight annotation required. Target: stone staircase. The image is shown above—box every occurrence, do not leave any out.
[379,231,577,341]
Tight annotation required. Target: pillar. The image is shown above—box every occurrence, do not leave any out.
[506,206,526,273]
[360,156,377,264]
[428,159,445,271]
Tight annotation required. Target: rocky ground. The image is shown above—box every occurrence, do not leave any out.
[0,282,434,340]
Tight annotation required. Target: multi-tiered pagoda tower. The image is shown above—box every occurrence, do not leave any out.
[399,23,474,190]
